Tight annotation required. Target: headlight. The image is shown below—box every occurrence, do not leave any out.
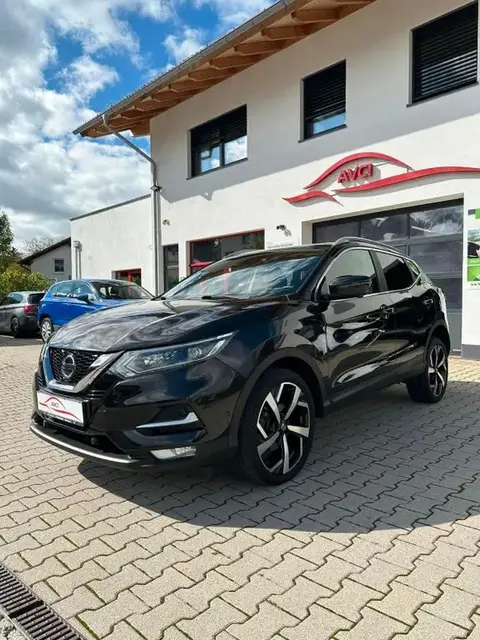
[110,333,234,378]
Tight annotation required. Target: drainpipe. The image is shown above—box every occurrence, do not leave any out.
[101,114,164,295]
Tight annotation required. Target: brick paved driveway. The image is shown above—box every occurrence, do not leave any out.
[1,337,480,640]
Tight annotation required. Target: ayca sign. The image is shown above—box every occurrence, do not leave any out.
[284,151,480,204]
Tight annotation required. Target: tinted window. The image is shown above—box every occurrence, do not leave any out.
[92,282,151,300]
[323,249,379,294]
[360,212,408,241]
[376,252,414,291]
[71,282,92,297]
[54,282,74,297]
[313,219,359,243]
[1,293,22,305]
[28,293,44,304]
[409,240,463,274]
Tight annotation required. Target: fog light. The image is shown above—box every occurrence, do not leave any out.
[151,446,196,460]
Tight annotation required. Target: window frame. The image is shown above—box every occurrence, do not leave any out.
[316,248,382,299]
[163,244,179,292]
[410,1,479,105]
[302,59,347,141]
[189,105,248,178]
[53,258,65,274]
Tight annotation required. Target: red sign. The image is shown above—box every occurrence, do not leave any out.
[284,151,480,204]
[338,163,373,184]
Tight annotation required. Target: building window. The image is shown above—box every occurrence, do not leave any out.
[190,106,247,177]
[163,245,179,291]
[54,258,65,273]
[190,231,264,273]
[412,2,478,104]
[303,60,346,140]
[114,269,142,286]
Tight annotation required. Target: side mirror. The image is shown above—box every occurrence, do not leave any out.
[76,293,92,304]
[329,275,373,299]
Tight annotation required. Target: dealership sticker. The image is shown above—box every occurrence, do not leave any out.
[37,392,84,425]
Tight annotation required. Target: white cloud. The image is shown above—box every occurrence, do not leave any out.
[0,0,166,245]
[189,0,274,27]
[164,26,206,65]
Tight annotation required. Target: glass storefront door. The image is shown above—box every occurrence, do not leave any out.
[190,230,265,273]
[313,200,463,352]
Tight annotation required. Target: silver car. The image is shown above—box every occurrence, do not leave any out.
[0,291,44,338]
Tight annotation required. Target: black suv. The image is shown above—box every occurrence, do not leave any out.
[31,238,450,485]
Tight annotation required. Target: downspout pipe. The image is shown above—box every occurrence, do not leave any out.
[101,114,164,296]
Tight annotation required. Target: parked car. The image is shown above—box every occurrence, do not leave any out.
[0,291,44,337]
[31,238,450,485]
[37,279,153,342]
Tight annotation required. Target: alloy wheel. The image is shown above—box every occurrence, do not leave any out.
[41,320,52,342]
[428,343,447,397]
[11,317,19,335]
[256,382,311,476]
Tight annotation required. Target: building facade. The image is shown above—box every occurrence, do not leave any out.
[20,237,72,282]
[72,0,480,356]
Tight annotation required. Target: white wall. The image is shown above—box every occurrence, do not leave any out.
[30,244,72,282]
[71,195,155,294]
[149,0,480,349]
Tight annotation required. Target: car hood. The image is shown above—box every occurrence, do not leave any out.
[48,298,289,352]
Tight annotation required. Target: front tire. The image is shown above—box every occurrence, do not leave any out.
[40,317,53,343]
[406,337,448,404]
[237,368,315,485]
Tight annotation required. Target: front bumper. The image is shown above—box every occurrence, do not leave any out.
[31,357,244,469]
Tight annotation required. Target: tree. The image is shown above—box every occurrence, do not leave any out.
[0,210,18,272]
[21,236,60,257]
[0,264,51,298]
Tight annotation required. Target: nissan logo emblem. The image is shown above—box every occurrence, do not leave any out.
[61,354,76,381]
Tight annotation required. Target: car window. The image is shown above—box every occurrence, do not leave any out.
[91,282,151,300]
[3,293,23,305]
[71,282,92,297]
[406,259,421,281]
[53,282,74,297]
[28,293,44,304]
[322,249,379,295]
[376,252,415,291]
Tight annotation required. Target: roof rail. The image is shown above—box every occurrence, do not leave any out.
[333,237,404,254]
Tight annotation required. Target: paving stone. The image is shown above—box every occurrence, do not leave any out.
[58,539,114,570]
[421,584,479,630]
[103,621,146,640]
[369,581,436,625]
[175,570,237,612]
[397,525,450,551]
[396,559,459,596]
[80,590,149,638]
[305,556,363,591]
[228,601,297,640]
[282,604,353,640]
[20,558,69,584]
[444,561,480,596]
[318,579,383,623]
[22,536,76,567]
[291,534,344,566]
[55,586,104,619]
[176,548,233,582]
[212,530,264,559]
[134,544,191,579]
[375,540,428,570]
[391,611,469,640]
[441,524,480,551]
[129,595,197,640]
[89,565,150,603]
[259,553,316,589]
[32,518,83,545]
[49,560,108,598]
[333,538,384,568]
[95,541,151,574]
[270,576,332,620]
[222,574,285,616]
[350,558,410,593]
[175,597,246,640]
[217,550,273,586]
[336,608,408,640]
[422,541,475,572]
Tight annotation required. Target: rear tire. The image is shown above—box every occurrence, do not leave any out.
[237,368,315,485]
[40,317,53,343]
[406,337,448,404]
[11,317,21,338]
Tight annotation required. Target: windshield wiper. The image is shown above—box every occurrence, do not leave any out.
[200,295,240,300]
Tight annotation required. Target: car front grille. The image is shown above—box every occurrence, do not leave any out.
[49,348,101,385]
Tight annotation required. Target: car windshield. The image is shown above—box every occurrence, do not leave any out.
[92,282,152,300]
[164,249,327,300]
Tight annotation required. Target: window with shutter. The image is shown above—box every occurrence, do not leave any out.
[190,105,247,176]
[412,2,478,104]
[303,60,346,140]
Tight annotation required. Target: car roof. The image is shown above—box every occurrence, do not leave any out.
[82,279,131,285]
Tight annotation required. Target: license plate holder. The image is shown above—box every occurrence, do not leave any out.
[37,392,85,426]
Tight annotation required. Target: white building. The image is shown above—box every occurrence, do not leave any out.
[20,237,72,282]
[72,0,480,357]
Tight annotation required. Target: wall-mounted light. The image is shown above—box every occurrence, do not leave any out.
[162,219,170,226]
[276,224,287,232]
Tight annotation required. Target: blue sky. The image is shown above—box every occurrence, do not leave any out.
[0,0,273,246]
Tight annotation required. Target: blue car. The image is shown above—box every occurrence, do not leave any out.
[38,279,153,342]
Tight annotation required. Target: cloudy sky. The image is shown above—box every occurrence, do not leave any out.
[0,0,273,246]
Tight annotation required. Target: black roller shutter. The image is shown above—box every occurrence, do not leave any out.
[191,106,247,149]
[412,2,478,103]
[304,60,346,139]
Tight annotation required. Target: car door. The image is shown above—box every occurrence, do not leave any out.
[374,251,435,368]
[316,248,398,402]
[50,281,75,327]
[2,293,23,332]
[0,295,12,331]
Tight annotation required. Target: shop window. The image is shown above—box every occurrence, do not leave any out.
[190,106,247,177]
[375,252,414,291]
[361,213,408,242]
[432,277,462,310]
[412,2,478,104]
[190,231,264,272]
[313,219,359,243]
[114,269,142,286]
[54,258,65,273]
[409,240,463,274]
[410,204,463,236]
[303,60,346,140]
[163,245,179,291]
